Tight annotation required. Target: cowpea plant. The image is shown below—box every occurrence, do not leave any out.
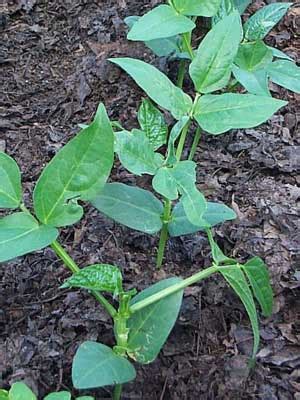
[92,1,299,268]
[1,103,273,398]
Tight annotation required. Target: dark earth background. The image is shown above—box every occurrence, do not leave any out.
[0,0,299,398]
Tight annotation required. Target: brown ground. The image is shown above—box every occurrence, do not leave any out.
[0,0,299,399]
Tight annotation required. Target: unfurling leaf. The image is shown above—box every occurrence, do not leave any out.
[128,278,183,363]
[91,183,163,235]
[242,257,273,317]
[72,342,136,389]
[244,3,292,41]
[115,130,164,175]
[194,93,287,134]
[138,99,168,150]
[190,12,242,93]
[217,265,260,357]
[33,104,114,227]
[127,5,195,41]
[110,58,193,120]
[0,152,22,209]
[268,60,300,94]
[0,212,58,263]
[61,264,123,295]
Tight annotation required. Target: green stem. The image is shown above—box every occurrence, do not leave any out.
[177,59,186,88]
[188,127,202,161]
[156,200,172,269]
[113,384,122,400]
[176,120,191,160]
[51,240,117,318]
[130,265,230,313]
[182,32,194,60]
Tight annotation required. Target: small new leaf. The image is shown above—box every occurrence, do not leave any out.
[244,3,292,41]
[0,152,22,209]
[61,264,123,296]
[242,257,273,317]
[138,99,168,150]
[127,5,195,41]
[72,342,136,389]
[33,104,114,227]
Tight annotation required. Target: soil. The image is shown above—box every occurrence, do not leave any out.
[0,0,299,399]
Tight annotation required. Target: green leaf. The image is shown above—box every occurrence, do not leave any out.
[137,99,168,150]
[0,390,8,400]
[194,93,287,134]
[0,212,58,263]
[110,58,193,120]
[233,66,271,96]
[268,46,293,62]
[61,264,122,295]
[173,0,221,17]
[128,278,183,364]
[127,5,195,41]
[33,104,114,227]
[91,183,163,235]
[244,3,292,41]
[72,342,136,389]
[190,12,242,93]
[212,0,236,24]
[233,0,251,14]
[217,265,260,357]
[43,392,71,400]
[207,231,235,265]
[0,152,22,209]
[235,41,273,72]
[9,383,36,400]
[76,397,95,400]
[181,186,207,227]
[168,201,236,237]
[115,130,163,175]
[242,257,273,317]
[166,117,190,166]
[268,60,300,94]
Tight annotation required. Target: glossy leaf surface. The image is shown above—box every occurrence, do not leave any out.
[115,130,163,175]
[34,104,114,227]
[0,152,22,209]
[72,342,136,389]
[173,0,221,17]
[0,212,58,263]
[137,99,168,150]
[9,383,36,400]
[244,3,292,41]
[127,5,195,41]
[190,12,242,93]
[242,257,273,317]
[218,265,260,357]
[194,93,287,134]
[268,60,300,94]
[61,264,122,295]
[92,183,163,234]
[110,58,193,120]
[168,201,236,237]
[128,278,183,363]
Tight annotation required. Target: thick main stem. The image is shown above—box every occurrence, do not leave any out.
[51,240,117,318]
[130,265,230,313]
[156,200,172,269]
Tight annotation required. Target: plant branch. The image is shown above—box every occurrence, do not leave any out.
[182,32,194,60]
[130,265,232,313]
[113,384,122,400]
[176,120,191,160]
[51,240,117,318]
[156,199,172,269]
[188,126,202,161]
